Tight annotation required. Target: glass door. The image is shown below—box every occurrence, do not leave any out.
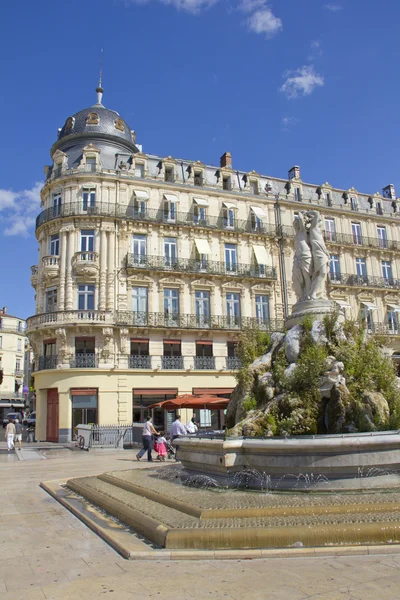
[164,238,177,268]
[132,287,148,325]
[225,244,237,274]
[164,288,179,326]
[132,235,147,266]
[195,290,210,327]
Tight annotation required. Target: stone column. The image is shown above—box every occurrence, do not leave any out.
[65,229,75,310]
[106,230,115,311]
[58,230,67,310]
[99,229,107,310]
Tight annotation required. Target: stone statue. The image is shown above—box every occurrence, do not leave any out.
[292,210,329,302]
[292,213,312,301]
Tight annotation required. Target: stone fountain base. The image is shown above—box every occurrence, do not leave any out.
[285,299,339,329]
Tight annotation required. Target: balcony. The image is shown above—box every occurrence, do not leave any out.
[126,254,277,280]
[193,356,216,370]
[72,251,100,277]
[116,311,284,332]
[41,256,60,281]
[37,355,57,370]
[226,356,242,370]
[14,370,24,377]
[329,273,400,290]
[128,355,151,369]
[0,324,27,335]
[161,356,184,370]
[70,353,98,368]
[26,310,113,331]
[35,201,279,238]
[324,232,400,251]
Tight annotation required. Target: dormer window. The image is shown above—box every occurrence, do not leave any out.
[323,192,331,207]
[293,187,302,202]
[194,171,203,186]
[165,167,174,183]
[64,117,75,132]
[85,157,96,173]
[350,197,358,211]
[134,163,144,178]
[223,176,231,191]
[376,201,383,216]
[86,113,99,125]
[115,118,125,132]
[250,181,259,195]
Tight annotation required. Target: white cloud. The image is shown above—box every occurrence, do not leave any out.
[0,182,42,237]
[246,6,282,37]
[324,3,342,11]
[238,0,266,12]
[281,116,298,131]
[280,65,324,99]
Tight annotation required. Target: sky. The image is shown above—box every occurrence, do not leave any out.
[1,0,400,320]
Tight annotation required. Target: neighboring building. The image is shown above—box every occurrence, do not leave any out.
[27,85,400,442]
[0,306,28,414]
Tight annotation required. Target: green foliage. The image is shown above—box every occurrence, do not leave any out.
[243,396,257,412]
[323,310,340,343]
[235,328,271,392]
[301,314,314,334]
[252,412,278,437]
[270,390,320,436]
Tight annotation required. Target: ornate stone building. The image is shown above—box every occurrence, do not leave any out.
[27,86,400,442]
[0,306,27,412]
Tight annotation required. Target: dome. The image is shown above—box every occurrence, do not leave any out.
[58,103,134,145]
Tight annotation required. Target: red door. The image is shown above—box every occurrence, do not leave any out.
[46,389,59,442]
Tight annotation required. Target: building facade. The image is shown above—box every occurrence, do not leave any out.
[27,88,400,442]
[0,306,28,414]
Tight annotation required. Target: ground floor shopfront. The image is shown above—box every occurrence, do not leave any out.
[33,369,236,443]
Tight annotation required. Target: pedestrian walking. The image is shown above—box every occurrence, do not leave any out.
[170,414,187,460]
[136,416,159,462]
[155,432,168,461]
[14,419,23,451]
[185,416,198,434]
[5,418,16,452]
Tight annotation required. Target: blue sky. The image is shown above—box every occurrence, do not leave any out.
[1,0,400,319]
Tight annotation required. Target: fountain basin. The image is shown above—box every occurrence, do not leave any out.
[176,431,400,490]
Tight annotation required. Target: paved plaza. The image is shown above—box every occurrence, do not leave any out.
[1,445,400,599]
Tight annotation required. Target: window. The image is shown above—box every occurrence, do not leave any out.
[134,163,144,178]
[78,285,95,310]
[193,204,207,225]
[162,340,182,369]
[222,206,235,229]
[164,238,177,267]
[133,192,147,217]
[50,234,59,256]
[53,192,62,217]
[164,167,174,182]
[350,197,358,211]
[72,392,98,429]
[132,287,148,325]
[16,359,21,372]
[195,290,210,326]
[17,338,22,352]
[44,340,56,356]
[80,230,94,258]
[132,235,147,265]
[250,207,265,232]
[360,308,373,331]
[226,293,241,326]
[46,288,57,312]
[250,181,259,195]
[323,192,331,207]
[194,171,203,186]
[376,201,383,216]
[325,218,336,242]
[131,340,149,355]
[222,176,231,191]
[351,222,362,245]
[377,226,387,249]
[330,255,341,280]
[164,289,179,324]
[387,310,398,332]
[382,261,393,281]
[255,295,270,323]
[224,243,237,273]
[195,342,214,368]
[355,258,367,278]
[293,187,301,202]
[163,196,177,222]
[17,321,23,333]
[82,187,96,211]
[227,341,238,358]
[85,157,96,172]
[86,112,99,125]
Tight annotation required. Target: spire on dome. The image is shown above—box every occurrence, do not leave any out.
[95,49,104,106]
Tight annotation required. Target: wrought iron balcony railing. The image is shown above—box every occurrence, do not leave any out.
[14,370,24,377]
[161,356,184,370]
[193,356,216,370]
[226,356,242,370]
[116,311,284,332]
[35,201,279,237]
[38,355,57,370]
[70,353,98,368]
[369,322,400,335]
[324,231,400,251]
[329,273,400,290]
[128,355,151,369]
[126,254,277,280]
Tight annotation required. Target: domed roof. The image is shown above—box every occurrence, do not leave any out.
[58,103,134,145]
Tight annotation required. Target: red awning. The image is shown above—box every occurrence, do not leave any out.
[192,388,234,395]
[148,394,229,410]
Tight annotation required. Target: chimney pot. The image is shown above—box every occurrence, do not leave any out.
[288,165,300,180]
[220,152,232,169]
[382,184,396,200]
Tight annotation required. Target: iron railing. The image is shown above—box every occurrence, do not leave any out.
[329,273,400,290]
[70,353,98,368]
[38,355,57,370]
[128,355,151,369]
[161,356,184,370]
[126,254,277,280]
[324,232,400,251]
[194,356,216,370]
[116,311,285,332]
[35,201,279,237]
[226,356,242,370]
[87,424,130,448]
[0,325,27,334]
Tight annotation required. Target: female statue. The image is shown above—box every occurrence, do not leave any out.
[292,213,312,301]
[307,210,330,300]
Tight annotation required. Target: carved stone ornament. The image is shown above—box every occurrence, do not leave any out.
[64,117,75,132]
[119,328,130,354]
[55,328,67,359]
[115,118,125,132]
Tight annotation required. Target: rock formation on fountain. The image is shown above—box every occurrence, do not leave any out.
[226,211,400,437]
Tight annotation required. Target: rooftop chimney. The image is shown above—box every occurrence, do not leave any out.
[0,306,6,315]
[288,165,300,180]
[382,184,396,200]
[220,152,232,169]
